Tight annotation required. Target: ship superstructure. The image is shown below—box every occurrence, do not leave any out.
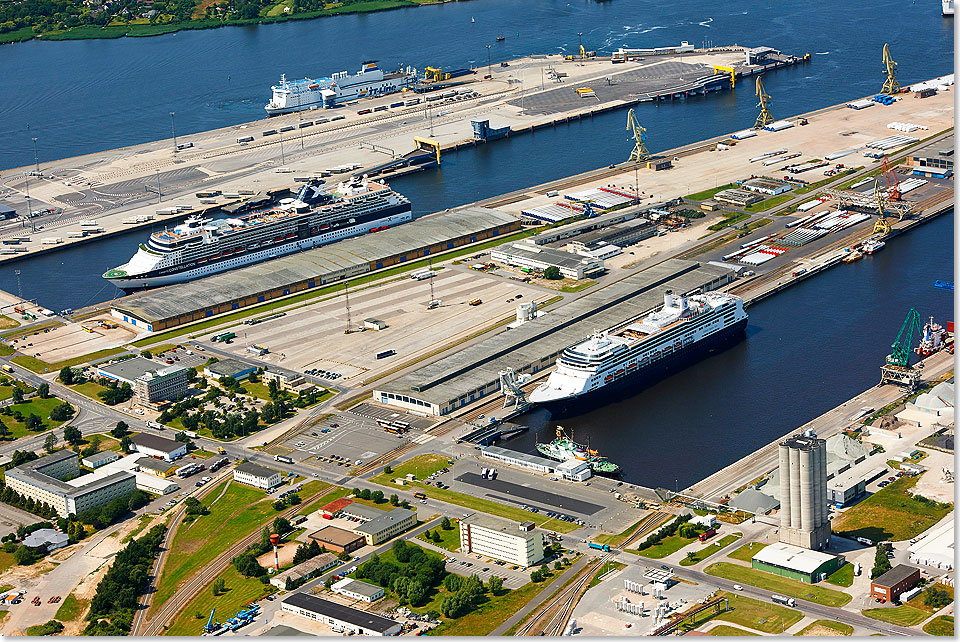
[104,178,411,288]
[530,290,748,406]
[265,62,418,115]
[536,426,621,474]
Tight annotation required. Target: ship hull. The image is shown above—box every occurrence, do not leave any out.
[107,209,411,289]
[536,317,748,418]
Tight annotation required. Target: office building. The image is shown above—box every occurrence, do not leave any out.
[351,507,417,546]
[133,365,189,404]
[233,462,282,490]
[778,432,830,550]
[459,514,544,567]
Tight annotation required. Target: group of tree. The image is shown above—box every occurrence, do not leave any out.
[634,514,692,551]
[233,520,295,581]
[285,540,329,590]
[422,529,444,544]
[923,585,952,610]
[97,381,133,406]
[184,497,209,519]
[543,266,563,280]
[0,485,61,520]
[76,490,149,530]
[272,493,301,511]
[439,573,487,618]
[530,563,551,583]
[48,402,74,422]
[84,524,166,635]
[355,540,447,608]
[351,488,385,504]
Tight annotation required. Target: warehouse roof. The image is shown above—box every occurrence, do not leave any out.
[112,207,517,324]
[309,526,366,547]
[332,578,384,599]
[482,445,556,469]
[341,503,387,520]
[235,461,280,478]
[205,359,256,378]
[281,593,398,633]
[97,357,166,383]
[728,488,779,514]
[378,259,733,409]
[353,508,416,535]
[22,529,69,549]
[909,137,954,159]
[492,243,601,269]
[872,564,921,588]
[82,451,119,466]
[320,498,354,515]
[752,542,837,574]
[273,553,339,586]
[130,433,184,454]
[136,457,178,473]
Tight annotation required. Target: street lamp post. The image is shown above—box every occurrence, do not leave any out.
[31,138,39,174]
[577,32,583,57]
[298,113,304,150]
[170,112,178,152]
[155,169,162,204]
[279,132,286,166]
[486,45,492,76]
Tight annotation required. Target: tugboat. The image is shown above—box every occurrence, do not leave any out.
[842,249,863,263]
[862,238,886,254]
[536,426,621,475]
[496,33,505,41]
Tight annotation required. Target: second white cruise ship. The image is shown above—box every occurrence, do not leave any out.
[529,290,747,409]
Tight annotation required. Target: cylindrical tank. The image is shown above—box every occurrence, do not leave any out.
[789,448,801,528]
[817,441,828,527]
[663,290,674,308]
[812,443,824,527]
[269,533,280,547]
[799,448,813,532]
[778,445,792,528]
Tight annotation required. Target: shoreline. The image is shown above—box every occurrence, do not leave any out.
[0,0,453,46]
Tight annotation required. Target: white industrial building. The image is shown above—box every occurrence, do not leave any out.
[234,462,282,490]
[897,381,955,428]
[331,578,385,602]
[280,593,402,636]
[87,454,180,495]
[490,243,604,280]
[555,459,592,482]
[459,514,544,567]
[21,529,69,551]
[778,432,830,550]
[479,446,591,480]
[908,516,954,570]
[129,433,187,461]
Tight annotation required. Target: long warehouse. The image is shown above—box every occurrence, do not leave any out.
[374,259,735,415]
[109,207,520,332]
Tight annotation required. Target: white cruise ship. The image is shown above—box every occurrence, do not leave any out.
[265,62,418,115]
[530,290,747,408]
[104,178,411,289]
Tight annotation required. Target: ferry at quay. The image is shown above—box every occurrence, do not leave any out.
[103,179,411,289]
[529,290,748,411]
[265,62,418,115]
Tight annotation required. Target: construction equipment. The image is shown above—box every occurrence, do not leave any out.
[626,108,650,163]
[423,67,447,83]
[881,156,901,201]
[713,65,736,88]
[873,179,892,236]
[499,367,532,408]
[580,44,586,60]
[204,608,218,633]
[880,308,923,389]
[414,137,441,165]
[880,43,901,95]
[754,76,774,129]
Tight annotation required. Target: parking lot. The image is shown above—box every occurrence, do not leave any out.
[148,345,208,370]
[439,550,533,589]
[11,318,136,363]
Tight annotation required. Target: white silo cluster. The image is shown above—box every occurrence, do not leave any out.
[651,602,671,626]
[515,301,537,323]
[615,596,645,616]
[651,582,668,599]
[623,579,645,595]
[777,430,830,550]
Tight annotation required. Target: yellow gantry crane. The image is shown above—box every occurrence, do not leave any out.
[881,43,901,95]
[626,108,650,162]
[754,76,774,129]
[873,179,892,236]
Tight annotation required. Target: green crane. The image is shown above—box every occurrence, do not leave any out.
[886,308,922,367]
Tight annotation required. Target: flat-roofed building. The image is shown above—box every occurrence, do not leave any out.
[82,450,120,469]
[331,578,385,602]
[204,359,257,382]
[826,462,887,507]
[480,446,554,473]
[490,243,604,280]
[280,593,402,636]
[133,365,189,404]
[270,553,340,589]
[234,462,282,490]
[741,178,792,195]
[351,507,417,545]
[906,138,953,178]
[459,513,544,567]
[871,564,921,603]
[751,542,841,583]
[714,188,764,207]
[129,433,187,461]
[341,503,387,522]
[308,526,366,554]
[319,498,354,519]
[135,457,179,478]
[96,357,164,385]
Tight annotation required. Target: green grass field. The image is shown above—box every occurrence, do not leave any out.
[794,619,854,636]
[861,605,928,626]
[0,397,73,439]
[923,615,955,636]
[728,541,767,562]
[0,551,16,575]
[831,475,952,541]
[299,486,349,515]
[54,593,89,622]
[711,593,803,634]
[149,480,280,615]
[680,533,742,566]
[0,381,32,402]
[825,562,855,587]
[587,560,626,588]
[704,563,851,607]
[907,584,954,613]
[166,566,277,636]
[427,575,544,636]
[418,525,460,552]
[68,381,109,400]
[745,194,794,212]
[384,453,449,479]
[629,533,698,559]
[709,624,759,635]
[707,211,750,232]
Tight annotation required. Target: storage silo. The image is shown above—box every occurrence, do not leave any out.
[777,432,830,550]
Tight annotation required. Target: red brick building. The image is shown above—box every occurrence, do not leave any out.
[871,565,921,603]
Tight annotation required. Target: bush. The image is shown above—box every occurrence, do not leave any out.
[543,266,562,280]
[924,586,952,610]
[49,403,74,422]
[27,620,63,636]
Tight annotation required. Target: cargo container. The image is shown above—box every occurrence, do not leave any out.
[275,455,294,464]
[588,542,611,552]
[237,136,255,143]
[376,350,396,359]
[41,237,62,245]
[262,130,277,136]
[357,109,372,115]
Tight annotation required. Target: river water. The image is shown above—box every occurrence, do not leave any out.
[0,0,953,486]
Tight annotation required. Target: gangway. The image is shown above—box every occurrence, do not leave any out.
[359,141,396,158]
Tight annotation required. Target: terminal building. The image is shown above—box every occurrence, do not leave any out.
[5,450,136,517]
[96,357,189,404]
[778,432,830,550]
[490,243,604,280]
[480,445,591,481]
[751,542,841,583]
[280,593,402,636]
[459,514,544,567]
[374,259,735,416]
[109,207,520,332]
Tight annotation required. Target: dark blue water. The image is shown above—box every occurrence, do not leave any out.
[511,211,955,488]
[0,0,953,485]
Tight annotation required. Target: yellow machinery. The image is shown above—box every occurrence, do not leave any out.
[713,65,736,89]
[414,137,441,166]
[580,44,586,59]
[873,179,892,236]
[423,67,449,83]
[626,108,650,163]
[881,43,900,95]
[754,76,774,129]
[575,87,595,97]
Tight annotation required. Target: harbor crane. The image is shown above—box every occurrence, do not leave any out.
[873,179,892,236]
[880,307,923,389]
[880,43,901,95]
[881,156,901,201]
[626,108,650,162]
[754,76,774,129]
